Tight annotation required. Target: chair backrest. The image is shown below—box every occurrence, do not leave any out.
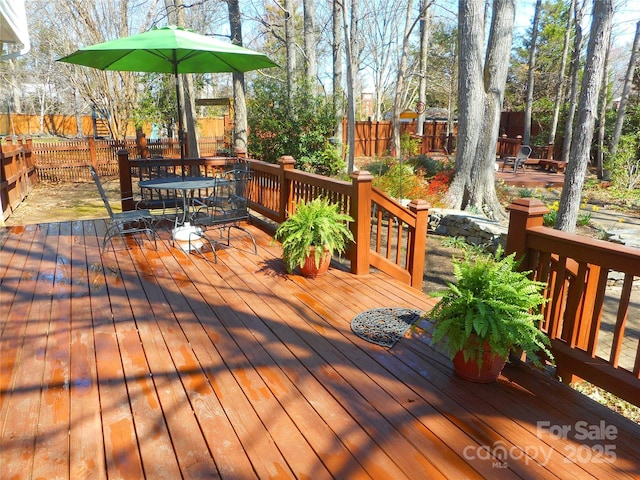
[517,145,532,160]
[90,165,115,219]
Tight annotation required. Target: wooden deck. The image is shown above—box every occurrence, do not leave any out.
[496,161,566,188]
[1,220,639,479]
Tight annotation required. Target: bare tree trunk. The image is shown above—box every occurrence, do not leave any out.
[523,0,541,146]
[561,0,586,164]
[226,0,248,154]
[284,0,296,102]
[556,0,614,232]
[548,0,575,151]
[165,0,199,158]
[610,20,640,156]
[342,0,358,173]
[303,0,317,89]
[74,86,83,136]
[391,0,415,158]
[332,1,344,155]
[446,0,485,210]
[8,60,21,113]
[446,0,515,220]
[596,41,611,179]
[416,1,431,136]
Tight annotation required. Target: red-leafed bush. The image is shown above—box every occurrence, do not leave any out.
[427,169,454,195]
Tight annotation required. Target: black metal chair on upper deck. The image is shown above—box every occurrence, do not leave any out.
[501,145,532,174]
[90,166,158,251]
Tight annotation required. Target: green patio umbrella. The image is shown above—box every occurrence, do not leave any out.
[58,25,277,172]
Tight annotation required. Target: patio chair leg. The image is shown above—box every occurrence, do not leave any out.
[225,224,258,255]
[188,231,218,263]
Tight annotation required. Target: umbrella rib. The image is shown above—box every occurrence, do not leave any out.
[95,51,138,70]
[145,49,174,64]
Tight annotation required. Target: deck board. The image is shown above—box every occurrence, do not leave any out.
[68,220,106,479]
[1,219,639,479]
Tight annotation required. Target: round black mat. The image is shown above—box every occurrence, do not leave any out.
[351,307,423,348]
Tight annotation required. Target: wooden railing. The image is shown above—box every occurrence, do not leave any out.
[242,156,428,288]
[370,189,428,287]
[506,199,640,406]
[1,138,37,224]
[496,135,553,160]
[117,152,429,289]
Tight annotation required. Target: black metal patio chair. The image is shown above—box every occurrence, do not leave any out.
[90,165,158,251]
[190,165,257,255]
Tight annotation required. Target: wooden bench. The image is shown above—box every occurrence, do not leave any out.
[538,159,567,173]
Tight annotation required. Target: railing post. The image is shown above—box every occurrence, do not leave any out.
[350,169,374,275]
[117,149,134,211]
[278,156,296,222]
[515,135,523,156]
[137,132,149,159]
[408,200,429,289]
[505,198,549,268]
[88,136,97,171]
[25,137,33,168]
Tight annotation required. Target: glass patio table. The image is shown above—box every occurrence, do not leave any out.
[139,176,232,256]
[139,176,228,227]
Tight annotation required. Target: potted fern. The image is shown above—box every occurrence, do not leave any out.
[427,247,553,382]
[274,197,354,277]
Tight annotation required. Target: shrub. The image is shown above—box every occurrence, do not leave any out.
[248,77,338,169]
[298,139,345,177]
[427,169,454,195]
[410,154,451,177]
[373,161,429,200]
[605,133,640,190]
[400,132,420,157]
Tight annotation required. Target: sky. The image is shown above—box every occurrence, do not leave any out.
[515,0,639,48]
[429,0,639,48]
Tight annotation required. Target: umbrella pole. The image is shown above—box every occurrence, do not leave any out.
[174,59,186,179]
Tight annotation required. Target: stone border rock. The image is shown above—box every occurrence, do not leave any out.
[428,209,507,252]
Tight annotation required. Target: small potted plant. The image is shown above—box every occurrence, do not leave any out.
[427,247,553,382]
[274,197,354,277]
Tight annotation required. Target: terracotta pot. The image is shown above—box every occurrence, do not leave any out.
[299,247,331,277]
[452,337,507,383]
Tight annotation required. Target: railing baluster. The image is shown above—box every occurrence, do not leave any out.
[609,274,633,368]
[586,268,609,357]
[395,222,403,265]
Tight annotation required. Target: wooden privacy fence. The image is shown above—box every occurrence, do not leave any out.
[0,138,37,223]
[1,113,228,138]
[347,119,456,157]
[9,130,554,185]
[17,136,227,182]
[506,199,640,407]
